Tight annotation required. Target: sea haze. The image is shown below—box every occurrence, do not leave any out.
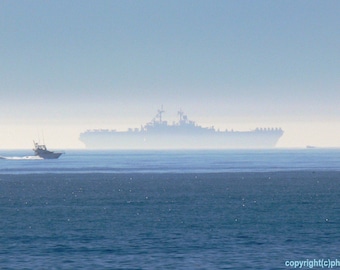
[0,150,340,269]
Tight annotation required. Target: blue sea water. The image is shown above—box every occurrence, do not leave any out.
[0,149,340,269]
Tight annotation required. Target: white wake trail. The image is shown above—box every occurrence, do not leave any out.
[0,156,43,160]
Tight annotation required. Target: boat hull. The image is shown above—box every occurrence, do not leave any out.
[36,152,62,159]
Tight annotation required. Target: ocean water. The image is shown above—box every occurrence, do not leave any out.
[0,149,340,269]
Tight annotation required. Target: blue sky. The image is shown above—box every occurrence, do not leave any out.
[0,0,339,148]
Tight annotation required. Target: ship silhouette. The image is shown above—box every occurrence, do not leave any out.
[79,108,284,149]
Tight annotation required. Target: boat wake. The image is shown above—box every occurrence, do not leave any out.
[0,156,43,160]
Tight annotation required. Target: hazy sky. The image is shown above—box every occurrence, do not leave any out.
[1,0,339,148]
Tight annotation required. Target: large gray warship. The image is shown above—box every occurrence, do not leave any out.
[79,108,284,149]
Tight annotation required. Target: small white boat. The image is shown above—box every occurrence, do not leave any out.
[33,141,63,159]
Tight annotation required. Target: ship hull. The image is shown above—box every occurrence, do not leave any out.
[36,152,62,159]
[79,130,283,149]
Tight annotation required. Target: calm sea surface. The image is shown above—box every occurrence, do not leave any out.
[0,149,340,269]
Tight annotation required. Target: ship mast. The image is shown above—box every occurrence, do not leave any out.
[178,109,184,122]
[177,109,194,126]
[157,106,165,123]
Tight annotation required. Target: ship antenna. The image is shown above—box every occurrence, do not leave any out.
[37,128,41,144]
[157,105,165,123]
[42,130,45,145]
[178,109,184,122]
